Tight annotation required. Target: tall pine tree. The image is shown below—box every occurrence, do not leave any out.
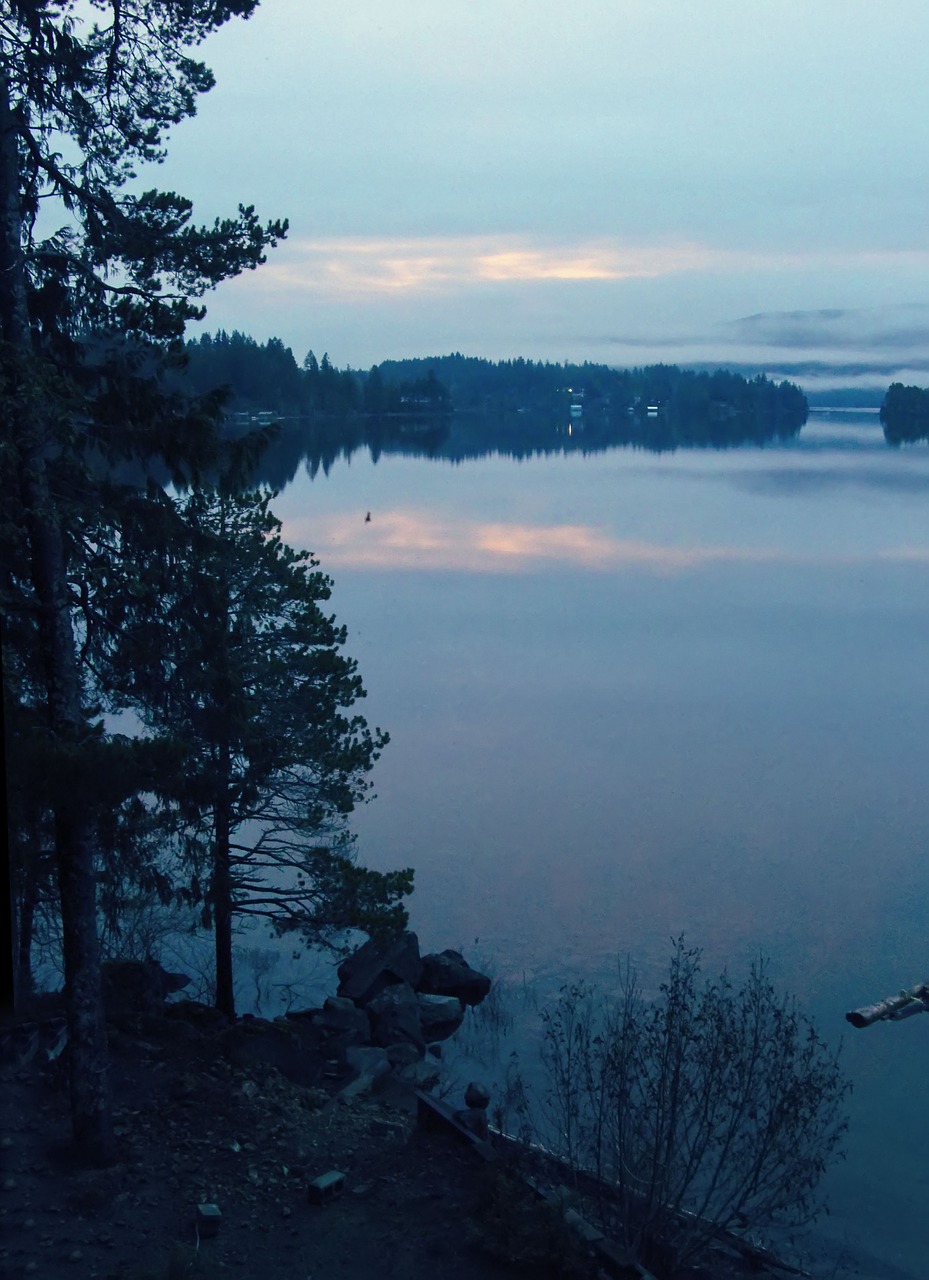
[0,1,285,1160]
[102,487,411,1020]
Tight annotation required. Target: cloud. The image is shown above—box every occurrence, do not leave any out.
[254,239,929,303]
[280,508,929,575]
[205,240,929,376]
[576,304,929,393]
[602,304,929,355]
[255,236,716,297]
[726,305,929,353]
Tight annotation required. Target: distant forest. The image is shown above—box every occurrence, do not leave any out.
[181,332,451,418]
[375,352,808,437]
[880,383,929,445]
[180,332,809,461]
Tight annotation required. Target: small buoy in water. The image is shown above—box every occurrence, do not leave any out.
[365,511,371,523]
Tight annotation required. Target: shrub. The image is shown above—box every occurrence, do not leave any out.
[538,938,850,1275]
[469,1166,597,1278]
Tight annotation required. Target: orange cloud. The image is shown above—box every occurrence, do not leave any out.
[281,507,929,575]
[240,235,929,301]
[282,508,892,575]
[257,235,714,296]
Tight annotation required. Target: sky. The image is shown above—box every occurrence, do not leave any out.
[150,0,929,390]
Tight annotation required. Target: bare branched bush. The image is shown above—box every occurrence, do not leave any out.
[538,938,850,1275]
[98,897,198,967]
[236,945,280,1016]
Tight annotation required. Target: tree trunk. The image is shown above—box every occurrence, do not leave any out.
[15,874,38,1003]
[2,70,112,1163]
[0,70,29,343]
[22,457,113,1163]
[212,784,235,1021]
[211,571,236,1021]
[55,801,112,1160]
[1,661,16,1016]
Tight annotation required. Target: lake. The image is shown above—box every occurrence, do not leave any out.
[270,411,929,1278]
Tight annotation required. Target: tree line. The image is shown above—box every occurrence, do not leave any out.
[2,0,410,1163]
[178,336,808,449]
[375,353,809,438]
[880,382,929,444]
[192,344,929,453]
[181,331,452,419]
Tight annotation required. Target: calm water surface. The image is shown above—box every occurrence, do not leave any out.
[273,412,929,1277]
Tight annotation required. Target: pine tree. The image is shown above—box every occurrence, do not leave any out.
[102,487,412,1019]
[0,0,285,1160]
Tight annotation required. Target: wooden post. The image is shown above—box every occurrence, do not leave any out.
[846,982,929,1028]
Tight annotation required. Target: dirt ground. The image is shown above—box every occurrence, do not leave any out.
[0,1005,881,1280]
[0,1007,602,1280]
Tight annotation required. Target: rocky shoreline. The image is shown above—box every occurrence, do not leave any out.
[0,937,900,1280]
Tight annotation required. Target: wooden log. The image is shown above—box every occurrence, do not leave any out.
[846,982,929,1028]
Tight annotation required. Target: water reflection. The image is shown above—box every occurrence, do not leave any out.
[284,505,929,575]
[723,463,929,497]
[289,504,929,576]
[291,509,763,572]
[248,407,811,492]
[269,412,929,1279]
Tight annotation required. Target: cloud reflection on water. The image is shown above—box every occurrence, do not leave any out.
[282,508,929,574]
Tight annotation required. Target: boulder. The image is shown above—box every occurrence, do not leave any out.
[416,993,464,1042]
[344,1045,391,1081]
[366,983,426,1053]
[341,1045,392,1099]
[385,1042,423,1067]
[166,1000,228,1032]
[337,931,423,1006]
[219,1018,324,1088]
[312,996,371,1039]
[417,950,491,1007]
[101,959,190,1017]
[396,1058,442,1092]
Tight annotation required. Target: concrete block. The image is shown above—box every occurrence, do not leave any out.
[307,1170,346,1204]
[196,1204,221,1238]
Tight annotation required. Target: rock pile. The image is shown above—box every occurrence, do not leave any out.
[3,936,491,1104]
[164,931,492,1098]
[207,932,491,1098]
[101,957,191,1016]
[333,931,491,1060]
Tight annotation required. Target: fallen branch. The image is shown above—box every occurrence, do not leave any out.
[845,981,929,1028]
